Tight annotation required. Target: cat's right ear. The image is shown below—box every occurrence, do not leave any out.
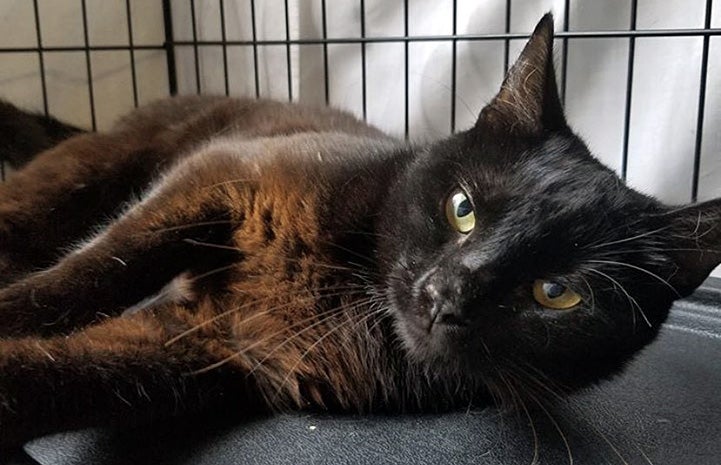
[475,13,567,137]
[657,198,721,297]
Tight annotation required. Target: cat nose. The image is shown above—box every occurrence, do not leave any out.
[422,272,470,327]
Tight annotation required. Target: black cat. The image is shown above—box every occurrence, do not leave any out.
[0,14,717,448]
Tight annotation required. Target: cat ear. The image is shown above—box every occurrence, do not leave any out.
[476,13,567,136]
[659,198,721,297]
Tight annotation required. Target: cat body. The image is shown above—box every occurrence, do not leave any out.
[0,96,422,444]
[0,15,719,447]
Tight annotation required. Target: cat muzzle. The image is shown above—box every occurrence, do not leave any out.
[421,271,475,329]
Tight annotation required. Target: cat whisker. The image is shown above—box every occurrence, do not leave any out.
[500,373,540,465]
[587,224,673,250]
[166,285,370,346]
[478,345,513,413]
[247,296,376,377]
[507,361,641,465]
[495,370,522,419]
[502,359,567,402]
[318,238,378,267]
[186,306,351,376]
[183,238,385,278]
[335,229,395,240]
[166,304,271,347]
[202,178,254,190]
[138,220,232,236]
[596,247,721,255]
[188,263,237,282]
[636,445,655,465]
[586,259,680,298]
[182,238,243,253]
[585,420,631,465]
[589,268,639,330]
[365,304,392,335]
[188,292,374,375]
[583,268,652,329]
[480,338,493,358]
[579,276,596,314]
[482,378,504,414]
[271,302,380,402]
[246,300,362,378]
[511,376,574,465]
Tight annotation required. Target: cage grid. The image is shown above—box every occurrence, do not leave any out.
[0,0,719,203]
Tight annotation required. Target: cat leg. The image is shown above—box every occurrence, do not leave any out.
[0,132,178,283]
[0,96,248,280]
[0,158,245,337]
[0,308,255,449]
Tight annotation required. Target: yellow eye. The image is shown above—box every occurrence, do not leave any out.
[532,280,582,310]
[445,189,476,234]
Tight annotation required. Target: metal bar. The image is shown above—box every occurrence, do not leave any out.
[162,0,178,95]
[250,0,260,97]
[503,0,511,73]
[621,0,638,180]
[450,0,457,133]
[158,28,721,46]
[321,0,329,105]
[80,0,97,131]
[403,0,409,139]
[0,45,166,52]
[692,0,714,202]
[32,0,48,115]
[0,27,717,55]
[360,0,367,121]
[190,0,201,93]
[125,0,139,106]
[219,0,229,96]
[284,0,293,101]
[561,0,570,104]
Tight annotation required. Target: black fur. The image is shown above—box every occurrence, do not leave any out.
[375,14,721,396]
[1,14,720,445]
[0,101,83,168]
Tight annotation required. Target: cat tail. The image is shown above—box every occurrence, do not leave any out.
[0,100,84,168]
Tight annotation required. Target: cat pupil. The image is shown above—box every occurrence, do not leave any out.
[456,200,472,217]
[543,282,566,299]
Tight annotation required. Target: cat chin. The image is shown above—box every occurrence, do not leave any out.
[388,298,667,395]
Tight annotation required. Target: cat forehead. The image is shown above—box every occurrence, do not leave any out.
[421,132,620,199]
[412,132,656,244]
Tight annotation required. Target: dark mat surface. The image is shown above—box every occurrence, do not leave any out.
[8,281,721,465]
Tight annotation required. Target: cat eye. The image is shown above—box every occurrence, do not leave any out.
[532,280,582,310]
[445,189,476,234]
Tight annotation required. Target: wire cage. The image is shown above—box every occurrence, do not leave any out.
[0,0,719,204]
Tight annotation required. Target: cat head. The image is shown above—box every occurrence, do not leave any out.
[376,14,721,395]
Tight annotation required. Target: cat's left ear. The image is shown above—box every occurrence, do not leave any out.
[476,13,567,136]
[659,198,721,297]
